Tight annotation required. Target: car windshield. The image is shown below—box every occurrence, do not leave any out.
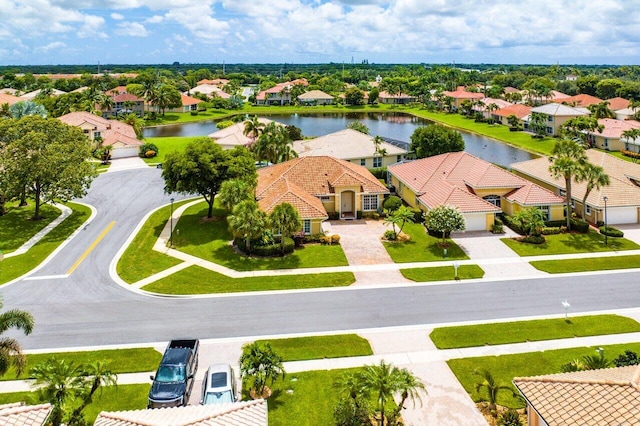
[203,390,234,404]
[156,365,185,382]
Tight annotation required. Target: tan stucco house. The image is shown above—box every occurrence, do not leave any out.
[388,152,564,231]
[257,156,389,232]
[528,103,590,136]
[298,90,334,105]
[208,118,279,150]
[586,118,640,152]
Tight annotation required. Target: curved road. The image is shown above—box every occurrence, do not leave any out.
[2,168,639,350]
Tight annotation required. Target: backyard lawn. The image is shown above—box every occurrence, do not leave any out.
[430,315,640,349]
[383,222,469,263]
[401,264,484,282]
[142,136,203,164]
[256,335,373,361]
[448,342,640,408]
[173,201,349,270]
[501,230,640,256]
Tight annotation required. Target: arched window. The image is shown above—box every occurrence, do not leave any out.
[483,195,501,208]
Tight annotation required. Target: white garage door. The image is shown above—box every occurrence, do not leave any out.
[111,146,140,159]
[465,213,488,231]
[606,207,638,225]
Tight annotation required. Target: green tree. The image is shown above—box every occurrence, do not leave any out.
[0,116,97,220]
[506,114,521,130]
[528,112,547,138]
[344,87,365,105]
[473,369,515,415]
[120,113,145,139]
[576,163,609,220]
[423,205,466,244]
[218,178,255,212]
[243,116,265,143]
[9,101,47,119]
[0,300,34,377]
[347,121,370,135]
[252,122,297,164]
[382,195,402,215]
[596,78,624,99]
[154,84,182,115]
[409,124,464,158]
[588,101,615,119]
[228,200,268,254]
[511,207,546,237]
[383,206,415,239]
[393,367,427,418]
[560,116,603,146]
[549,139,588,229]
[162,140,256,218]
[622,128,640,155]
[239,342,285,398]
[368,87,380,105]
[269,202,302,254]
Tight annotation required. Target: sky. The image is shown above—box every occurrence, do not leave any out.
[1,0,640,66]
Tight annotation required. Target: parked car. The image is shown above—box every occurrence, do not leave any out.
[148,339,199,408]
[200,363,237,405]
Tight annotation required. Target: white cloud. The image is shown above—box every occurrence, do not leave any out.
[115,21,149,37]
[145,15,164,24]
[111,12,124,19]
[36,41,67,52]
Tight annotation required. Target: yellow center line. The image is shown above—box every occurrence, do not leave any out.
[66,221,116,275]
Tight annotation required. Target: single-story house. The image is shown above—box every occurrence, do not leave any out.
[197,78,229,86]
[607,97,630,111]
[511,149,640,225]
[586,118,640,151]
[298,90,334,105]
[388,152,565,231]
[492,104,532,126]
[293,129,407,169]
[255,79,309,105]
[257,156,389,230]
[554,93,603,108]
[528,103,590,136]
[0,92,22,106]
[189,84,231,99]
[473,98,513,118]
[58,111,143,158]
[378,91,416,104]
[103,92,145,117]
[167,94,202,113]
[208,118,278,150]
[19,88,66,100]
[0,402,52,426]
[514,365,640,426]
[95,399,267,426]
[442,86,484,109]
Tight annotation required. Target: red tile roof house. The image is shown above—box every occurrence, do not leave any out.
[255,79,309,105]
[0,402,52,426]
[166,93,203,113]
[58,111,143,159]
[512,149,640,225]
[514,365,640,426]
[492,104,532,127]
[473,98,513,119]
[377,91,417,104]
[554,93,603,108]
[442,86,484,110]
[607,96,631,111]
[387,152,564,231]
[102,92,145,117]
[585,118,640,152]
[256,156,389,230]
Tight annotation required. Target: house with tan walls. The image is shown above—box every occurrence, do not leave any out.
[387,152,564,231]
[208,118,280,150]
[256,156,389,232]
[293,129,408,169]
[442,86,484,110]
[492,104,532,127]
[255,79,309,105]
[528,103,590,136]
[298,90,334,105]
[586,118,640,152]
[514,365,640,426]
[511,149,640,225]
[553,93,603,107]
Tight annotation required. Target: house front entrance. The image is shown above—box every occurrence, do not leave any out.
[340,190,355,220]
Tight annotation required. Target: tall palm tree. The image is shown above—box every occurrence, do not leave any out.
[31,358,85,426]
[228,200,268,254]
[361,361,400,426]
[243,116,265,143]
[589,101,615,119]
[0,300,34,376]
[576,163,610,220]
[621,128,640,155]
[218,179,255,212]
[120,113,145,139]
[473,369,515,415]
[269,203,302,254]
[68,361,117,424]
[549,139,588,229]
[393,368,427,417]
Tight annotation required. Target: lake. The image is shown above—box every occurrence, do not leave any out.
[143,112,536,167]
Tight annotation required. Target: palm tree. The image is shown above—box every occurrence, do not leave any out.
[269,203,302,254]
[393,368,427,417]
[31,358,85,426]
[549,139,588,229]
[120,113,145,139]
[68,361,117,425]
[383,206,415,239]
[218,179,255,212]
[621,128,640,155]
[576,163,610,220]
[473,369,515,415]
[239,342,285,398]
[361,360,400,426]
[228,200,268,254]
[0,300,34,376]
[588,101,615,119]
[512,207,546,237]
[9,101,47,119]
[96,93,114,116]
[243,116,265,143]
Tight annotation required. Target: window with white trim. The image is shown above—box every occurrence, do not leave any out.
[360,159,366,166]
[373,157,382,168]
[483,195,501,208]
[303,219,311,234]
[317,196,331,202]
[397,155,402,163]
[535,205,550,221]
[586,205,592,215]
[362,194,378,211]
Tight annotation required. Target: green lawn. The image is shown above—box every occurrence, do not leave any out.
[142,265,355,294]
[501,230,640,256]
[0,202,91,285]
[256,335,373,362]
[448,342,640,408]
[0,384,149,424]
[0,202,61,254]
[173,201,349,270]
[430,315,640,349]
[400,264,484,282]
[531,254,640,273]
[116,199,192,283]
[142,136,204,164]
[383,223,469,263]
[2,348,161,381]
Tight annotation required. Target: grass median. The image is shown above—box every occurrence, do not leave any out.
[383,223,468,263]
[256,335,373,361]
[430,315,640,349]
[0,202,91,285]
[501,231,640,256]
[401,264,484,282]
[531,254,640,273]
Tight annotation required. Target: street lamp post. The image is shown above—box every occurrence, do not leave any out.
[170,198,175,248]
[603,196,608,246]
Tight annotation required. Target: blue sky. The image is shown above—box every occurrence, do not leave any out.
[1,0,639,66]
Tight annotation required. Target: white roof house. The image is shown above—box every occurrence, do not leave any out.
[208,118,279,150]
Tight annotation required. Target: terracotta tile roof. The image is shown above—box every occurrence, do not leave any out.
[257,178,328,219]
[256,79,309,100]
[554,93,604,107]
[20,88,66,99]
[531,103,590,117]
[0,88,19,95]
[0,92,22,105]
[442,87,484,100]
[197,78,229,86]
[0,402,52,425]
[298,90,333,100]
[476,98,512,109]
[189,85,230,99]
[511,149,640,208]
[607,97,631,111]
[388,152,562,213]
[208,118,277,148]
[493,104,532,119]
[107,86,128,95]
[293,129,406,160]
[112,93,143,102]
[504,86,521,93]
[58,111,140,147]
[549,90,571,100]
[593,118,640,139]
[95,399,267,426]
[257,156,388,219]
[514,365,640,426]
[181,94,202,106]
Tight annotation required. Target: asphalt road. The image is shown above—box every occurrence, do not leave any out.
[2,168,639,350]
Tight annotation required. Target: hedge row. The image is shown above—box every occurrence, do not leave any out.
[599,226,624,238]
[234,237,295,256]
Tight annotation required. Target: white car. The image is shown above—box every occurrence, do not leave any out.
[200,363,238,405]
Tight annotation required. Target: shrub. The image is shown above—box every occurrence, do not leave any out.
[599,226,624,238]
[491,219,505,234]
[545,220,566,227]
[145,150,156,158]
[570,218,590,233]
[234,237,294,256]
[501,214,524,235]
[190,111,198,116]
[519,235,545,244]
[384,230,398,241]
[139,143,159,158]
[541,226,561,235]
[427,227,450,239]
[369,167,387,179]
[320,235,333,245]
[622,150,640,160]
[327,212,340,220]
[303,233,326,244]
[411,208,424,224]
[331,234,340,244]
[497,409,523,426]
[613,350,640,367]
[362,211,380,220]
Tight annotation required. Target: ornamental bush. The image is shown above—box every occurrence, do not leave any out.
[599,226,624,238]
[519,235,545,244]
[139,143,159,158]
[570,218,590,233]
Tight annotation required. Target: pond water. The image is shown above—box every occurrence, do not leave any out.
[143,112,536,167]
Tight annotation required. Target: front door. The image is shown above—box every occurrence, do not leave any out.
[341,191,354,217]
